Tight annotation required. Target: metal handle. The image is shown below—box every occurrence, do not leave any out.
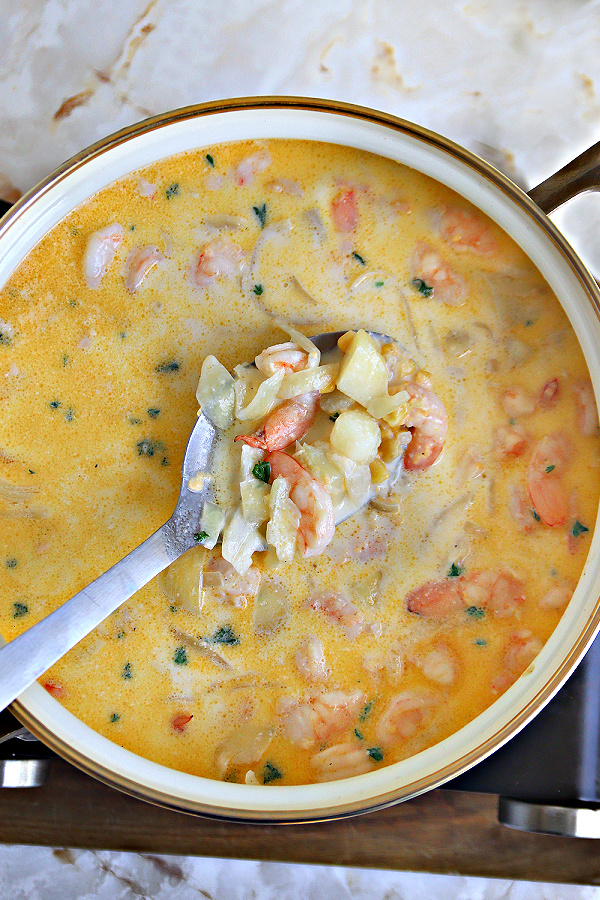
[0,521,179,712]
[528,142,600,214]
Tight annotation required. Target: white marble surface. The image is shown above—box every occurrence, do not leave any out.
[2,0,600,896]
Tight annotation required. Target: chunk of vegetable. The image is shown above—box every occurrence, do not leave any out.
[336,330,389,407]
[277,362,338,400]
[221,505,266,574]
[330,409,381,464]
[159,545,207,614]
[235,370,284,422]
[253,583,288,633]
[199,501,226,549]
[266,476,300,562]
[196,356,235,429]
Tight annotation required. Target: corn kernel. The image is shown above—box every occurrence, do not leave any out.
[370,459,389,484]
[337,330,355,353]
[380,431,409,463]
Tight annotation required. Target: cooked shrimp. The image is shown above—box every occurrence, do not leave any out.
[501,387,536,418]
[236,391,319,452]
[306,590,366,639]
[295,636,330,683]
[507,483,539,533]
[82,223,124,288]
[310,742,376,782]
[276,690,365,748]
[124,245,165,293]
[233,149,272,186]
[406,580,464,618]
[539,578,573,610]
[414,645,457,686]
[573,380,599,435]
[493,424,528,457]
[254,342,309,377]
[266,449,335,556]
[375,691,438,747]
[527,433,572,526]
[492,629,543,694]
[539,378,559,409]
[403,382,448,471]
[331,188,358,232]
[458,570,524,617]
[433,205,497,255]
[204,555,260,606]
[192,237,245,288]
[410,242,466,306]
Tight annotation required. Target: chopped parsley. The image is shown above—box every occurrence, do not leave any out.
[147,407,160,419]
[354,727,363,740]
[121,662,133,680]
[448,562,463,578]
[129,224,136,232]
[169,605,177,613]
[28,469,35,475]
[110,713,120,723]
[253,283,264,296]
[62,353,69,367]
[532,509,541,522]
[467,606,485,619]
[64,407,74,422]
[13,602,28,618]
[352,251,366,265]
[194,531,209,543]
[129,416,142,426]
[474,638,487,647]
[165,183,180,200]
[209,625,239,645]
[375,279,385,287]
[367,747,384,762]
[545,464,556,473]
[6,558,17,569]
[49,400,61,410]
[262,761,282,784]
[411,277,434,298]
[329,412,340,422]
[155,360,180,373]
[174,646,188,666]
[252,461,270,483]
[136,438,166,459]
[205,153,215,168]
[572,520,589,537]
[253,203,267,228]
[359,701,374,722]
[525,319,534,327]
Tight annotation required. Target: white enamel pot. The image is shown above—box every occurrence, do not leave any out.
[2,97,600,822]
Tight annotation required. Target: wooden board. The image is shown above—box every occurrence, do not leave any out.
[0,759,599,884]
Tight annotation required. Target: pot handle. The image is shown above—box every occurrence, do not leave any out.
[528,142,600,214]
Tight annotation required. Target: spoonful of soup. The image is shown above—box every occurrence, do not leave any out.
[0,325,447,712]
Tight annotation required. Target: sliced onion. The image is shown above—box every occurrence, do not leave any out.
[235,370,284,422]
[277,362,338,400]
[221,505,266,574]
[196,356,236,430]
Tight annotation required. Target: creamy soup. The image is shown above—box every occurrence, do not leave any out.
[0,139,598,786]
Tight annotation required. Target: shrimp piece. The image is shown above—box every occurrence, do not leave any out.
[539,378,559,409]
[410,242,466,306]
[124,245,165,293]
[254,342,309,377]
[276,690,365,748]
[507,483,539,533]
[527,433,572,526]
[414,645,457,686]
[493,424,528,457]
[82,223,124,288]
[171,712,193,732]
[403,382,448,471]
[375,691,438,747]
[501,387,536,418]
[295,636,329,683]
[458,570,497,608]
[489,573,525,618]
[236,392,319,452]
[433,205,497,255]
[406,580,464,618]
[331,188,358,232]
[266,450,335,556]
[573,380,599,435]
[307,590,366,639]
[204,555,260,606]
[539,578,574,610]
[192,237,244,288]
[42,680,66,699]
[492,630,543,694]
[311,742,376,782]
[233,149,272,186]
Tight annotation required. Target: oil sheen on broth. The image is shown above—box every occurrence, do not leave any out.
[0,140,598,787]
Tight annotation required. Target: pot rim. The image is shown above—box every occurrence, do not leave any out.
[5,95,600,822]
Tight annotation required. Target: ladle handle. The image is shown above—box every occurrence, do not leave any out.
[528,142,600,214]
[0,521,176,712]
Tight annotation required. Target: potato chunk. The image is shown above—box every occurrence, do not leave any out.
[330,408,381,464]
[336,330,389,408]
[158,545,207,614]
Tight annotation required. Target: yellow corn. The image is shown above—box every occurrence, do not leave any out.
[380,431,409,463]
[370,459,389,484]
[337,330,355,353]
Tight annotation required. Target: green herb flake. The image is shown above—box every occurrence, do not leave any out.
[359,701,374,722]
[28,469,35,475]
[210,625,239,645]
[70,226,79,236]
[129,224,136,232]
[13,602,28,618]
[174,646,188,666]
[545,464,556,473]
[525,319,534,327]
[474,638,487,647]
[147,407,160,419]
[252,461,271,483]
[253,203,267,228]
[262,761,282,784]
[367,746,384,762]
[572,520,589,538]
[411,277,434,298]
[467,606,485,619]
[136,438,165,459]
[375,279,385,287]
[329,412,340,422]
[62,353,69,367]
[205,153,215,168]
[121,662,133,680]
[532,509,541,522]
[354,728,363,740]
[64,407,74,422]
[165,182,180,200]
[448,562,463,578]
[194,531,209,544]
[253,283,264,296]
[129,416,142,426]
[155,360,180,373]
[119,331,127,339]
[49,400,61,410]
[110,713,120,723]
[6,558,17,569]
[116,631,125,640]
[352,251,366,265]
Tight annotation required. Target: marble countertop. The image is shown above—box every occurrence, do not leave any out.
[1,0,600,896]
